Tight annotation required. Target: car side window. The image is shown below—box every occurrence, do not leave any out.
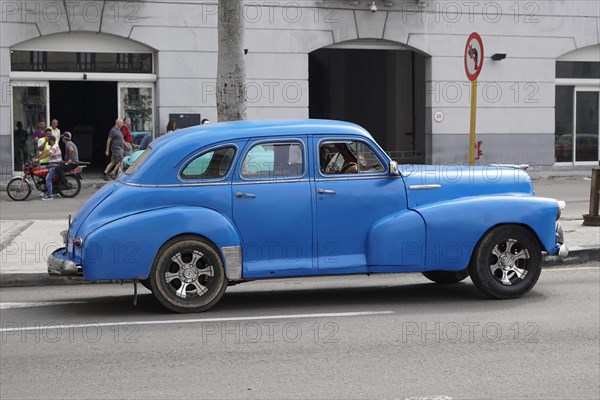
[181,146,236,180]
[320,140,385,175]
[241,142,304,180]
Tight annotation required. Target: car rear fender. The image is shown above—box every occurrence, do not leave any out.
[79,206,241,281]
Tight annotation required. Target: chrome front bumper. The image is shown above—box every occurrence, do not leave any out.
[556,222,569,258]
[48,247,82,276]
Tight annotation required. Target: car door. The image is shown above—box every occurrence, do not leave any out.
[313,136,407,271]
[232,137,314,278]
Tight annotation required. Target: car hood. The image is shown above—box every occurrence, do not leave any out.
[400,165,533,208]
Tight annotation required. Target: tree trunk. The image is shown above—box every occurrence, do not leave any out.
[217,0,247,122]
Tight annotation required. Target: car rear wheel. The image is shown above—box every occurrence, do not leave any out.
[469,225,542,299]
[422,269,469,284]
[150,236,227,313]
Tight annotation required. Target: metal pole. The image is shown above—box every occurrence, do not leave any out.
[583,168,600,226]
[469,79,478,166]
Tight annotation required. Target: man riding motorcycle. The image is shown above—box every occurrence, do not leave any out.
[32,135,62,200]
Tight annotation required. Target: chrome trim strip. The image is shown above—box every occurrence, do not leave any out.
[408,184,442,190]
[222,246,242,280]
[314,175,397,182]
[490,163,529,170]
[233,178,310,186]
[120,181,232,188]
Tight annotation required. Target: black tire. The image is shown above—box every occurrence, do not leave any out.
[150,236,227,313]
[6,177,32,201]
[422,269,469,284]
[57,175,81,198]
[469,225,542,299]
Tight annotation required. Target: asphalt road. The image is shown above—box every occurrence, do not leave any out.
[1,265,598,400]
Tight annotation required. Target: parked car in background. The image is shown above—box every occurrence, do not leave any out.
[131,131,151,146]
[555,133,599,162]
[49,120,568,313]
[122,149,144,170]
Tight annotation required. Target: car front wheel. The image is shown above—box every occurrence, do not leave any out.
[150,236,227,313]
[469,225,542,299]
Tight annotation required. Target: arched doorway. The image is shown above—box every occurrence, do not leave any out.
[9,32,156,172]
[309,40,428,163]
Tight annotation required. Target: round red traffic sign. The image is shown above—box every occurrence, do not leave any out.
[464,32,484,81]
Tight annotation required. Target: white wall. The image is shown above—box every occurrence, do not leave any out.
[1,0,599,175]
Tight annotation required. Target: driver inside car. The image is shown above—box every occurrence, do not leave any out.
[320,143,358,174]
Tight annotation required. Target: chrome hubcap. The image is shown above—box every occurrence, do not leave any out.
[164,250,214,299]
[490,238,529,286]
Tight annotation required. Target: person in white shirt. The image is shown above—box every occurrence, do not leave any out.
[50,119,60,137]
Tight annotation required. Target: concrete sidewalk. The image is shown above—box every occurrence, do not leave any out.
[0,216,598,287]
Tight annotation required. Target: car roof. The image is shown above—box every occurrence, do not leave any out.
[123,119,377,184]
[153,119,373,150]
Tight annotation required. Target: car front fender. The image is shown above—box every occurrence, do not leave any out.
[78,206,241,281]
[413,195,560,271]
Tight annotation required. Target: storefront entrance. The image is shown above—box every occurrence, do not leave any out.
[50,81,117,169]
[309,43,427,163]
[8,32,157,175]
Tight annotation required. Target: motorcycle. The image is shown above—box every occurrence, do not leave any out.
[6,162,86,201]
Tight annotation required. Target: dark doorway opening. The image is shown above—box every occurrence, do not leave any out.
[309,48,426,163]
[50,81,117,172]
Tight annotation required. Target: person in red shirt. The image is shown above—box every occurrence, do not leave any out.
[121,117,134,155]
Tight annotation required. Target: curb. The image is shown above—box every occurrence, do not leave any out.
[1,248,597,288]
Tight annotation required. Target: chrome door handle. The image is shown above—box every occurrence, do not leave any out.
[235,192,256,198]
[408,184,442,190]
[317,189,336,195]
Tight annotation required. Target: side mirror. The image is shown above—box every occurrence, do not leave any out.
[389,161,400,176]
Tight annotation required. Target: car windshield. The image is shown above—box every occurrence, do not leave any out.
[125,148,152,175]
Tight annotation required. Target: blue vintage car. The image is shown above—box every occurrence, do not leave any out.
[48,120,568,313]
